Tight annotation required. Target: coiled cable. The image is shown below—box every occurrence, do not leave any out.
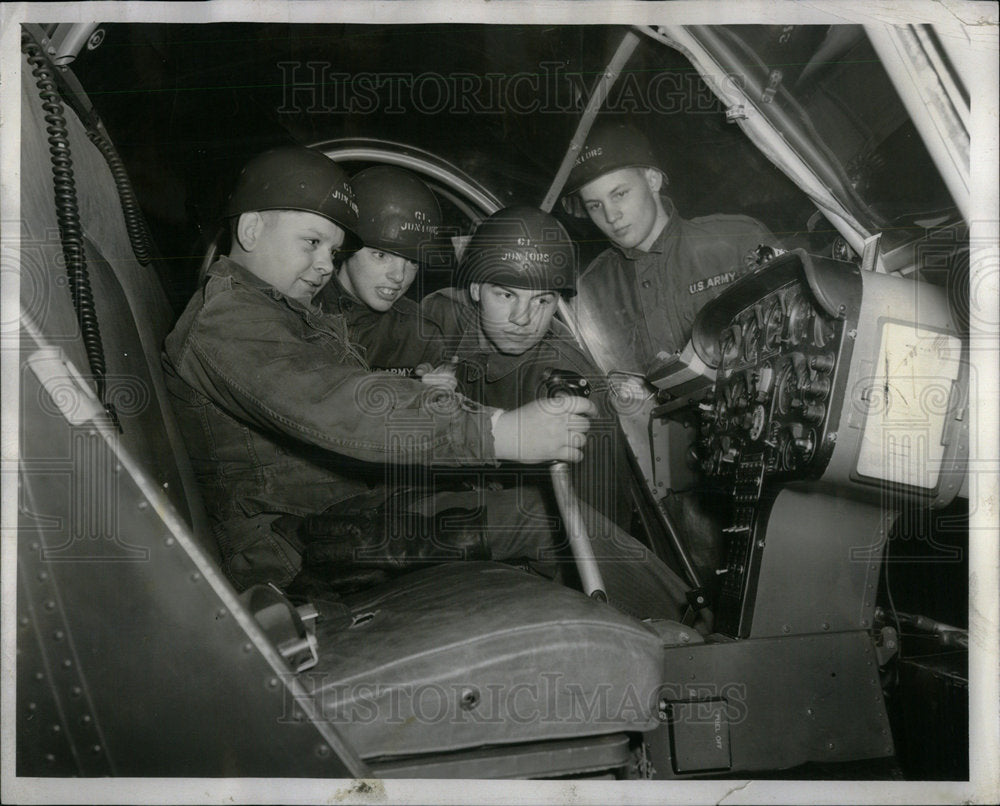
[23,31,120,429]
[86,124,154,266]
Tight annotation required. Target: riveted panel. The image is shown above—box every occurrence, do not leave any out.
[18,343,365,777]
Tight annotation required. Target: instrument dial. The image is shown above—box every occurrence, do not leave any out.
[787,295,812,346]
[742,315,761,364]
[763,298,784,351]
[775,360,799,415]
[749,404,767,441]
[813,314,836,348]
[755,360,774,401]
[719,324,742,374]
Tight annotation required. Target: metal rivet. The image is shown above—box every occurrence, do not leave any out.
[62,659,72,669]
[38,570,49,582]
[71,686,82,698]
[113,463,122,474]
[92,744,102,754]
[44,600,56,611]
[806,708,813,715]
[242,643,253,653]
[28,702,37,711]
[316,744,330,758]
[658,710,668,721]
[689,673,696,679]
[827,741,835,751]
[268,677,279,689]
[164,537,175,547]
[822,622,830,631]
[34,672,44,681]
[137,501,149,511]
[190,572,201,582]
[782,624,791,633]
[30,542,40,552]
[216,608,227,619]
[19,617,30,627]
[45,754,55,764]
[53,630,64,641]
[52,724,61,733]
[459,687,480,711]
[81,714,92,725]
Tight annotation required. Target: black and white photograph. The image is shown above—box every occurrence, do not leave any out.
[2,1,997,804]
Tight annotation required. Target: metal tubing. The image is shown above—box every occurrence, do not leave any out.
[541,28,641,603]
[540,29,641,213]
[550,462,607,602]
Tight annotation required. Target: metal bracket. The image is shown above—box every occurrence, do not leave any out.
[26,346,108,426]
[874,626,899,666]
[241,584,320,673]
[685,587,710,612]
[761,69,783,104]
[861,232,883,273]
[725,104,747,123]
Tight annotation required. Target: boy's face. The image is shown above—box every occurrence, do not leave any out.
[238,210,345,303]
[470,282,558,356]
[577,166,666,252]
[339,247,419,312]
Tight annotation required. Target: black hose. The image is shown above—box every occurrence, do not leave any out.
[23,32,120,429]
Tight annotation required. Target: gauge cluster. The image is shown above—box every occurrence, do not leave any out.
[697,281,843,481]
[665,249,963,639]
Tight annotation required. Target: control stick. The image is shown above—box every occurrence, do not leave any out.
[543,369,608,602]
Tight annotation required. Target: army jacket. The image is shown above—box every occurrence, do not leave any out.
[317,276,438,373]
[575,199,776,375]
[419,287,631,525]
[162,258,496,583]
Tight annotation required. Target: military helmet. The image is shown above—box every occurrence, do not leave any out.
[564,120,664,195]
[222,146,359,237]
[351,166,442,261]
[459,206,577,297]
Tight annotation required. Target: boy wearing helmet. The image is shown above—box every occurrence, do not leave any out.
[162,148,594,591]
[566,120,778,375]
[411,207,692,620]
[420,206,587,409]
[318,165,443,372]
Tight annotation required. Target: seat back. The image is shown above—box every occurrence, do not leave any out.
[19,50,214,560]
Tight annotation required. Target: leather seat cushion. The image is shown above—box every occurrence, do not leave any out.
[305,562,664,759]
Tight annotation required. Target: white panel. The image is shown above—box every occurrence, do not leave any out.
[856,322,962,488]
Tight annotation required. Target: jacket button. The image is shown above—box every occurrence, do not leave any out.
[641,280,652,289]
